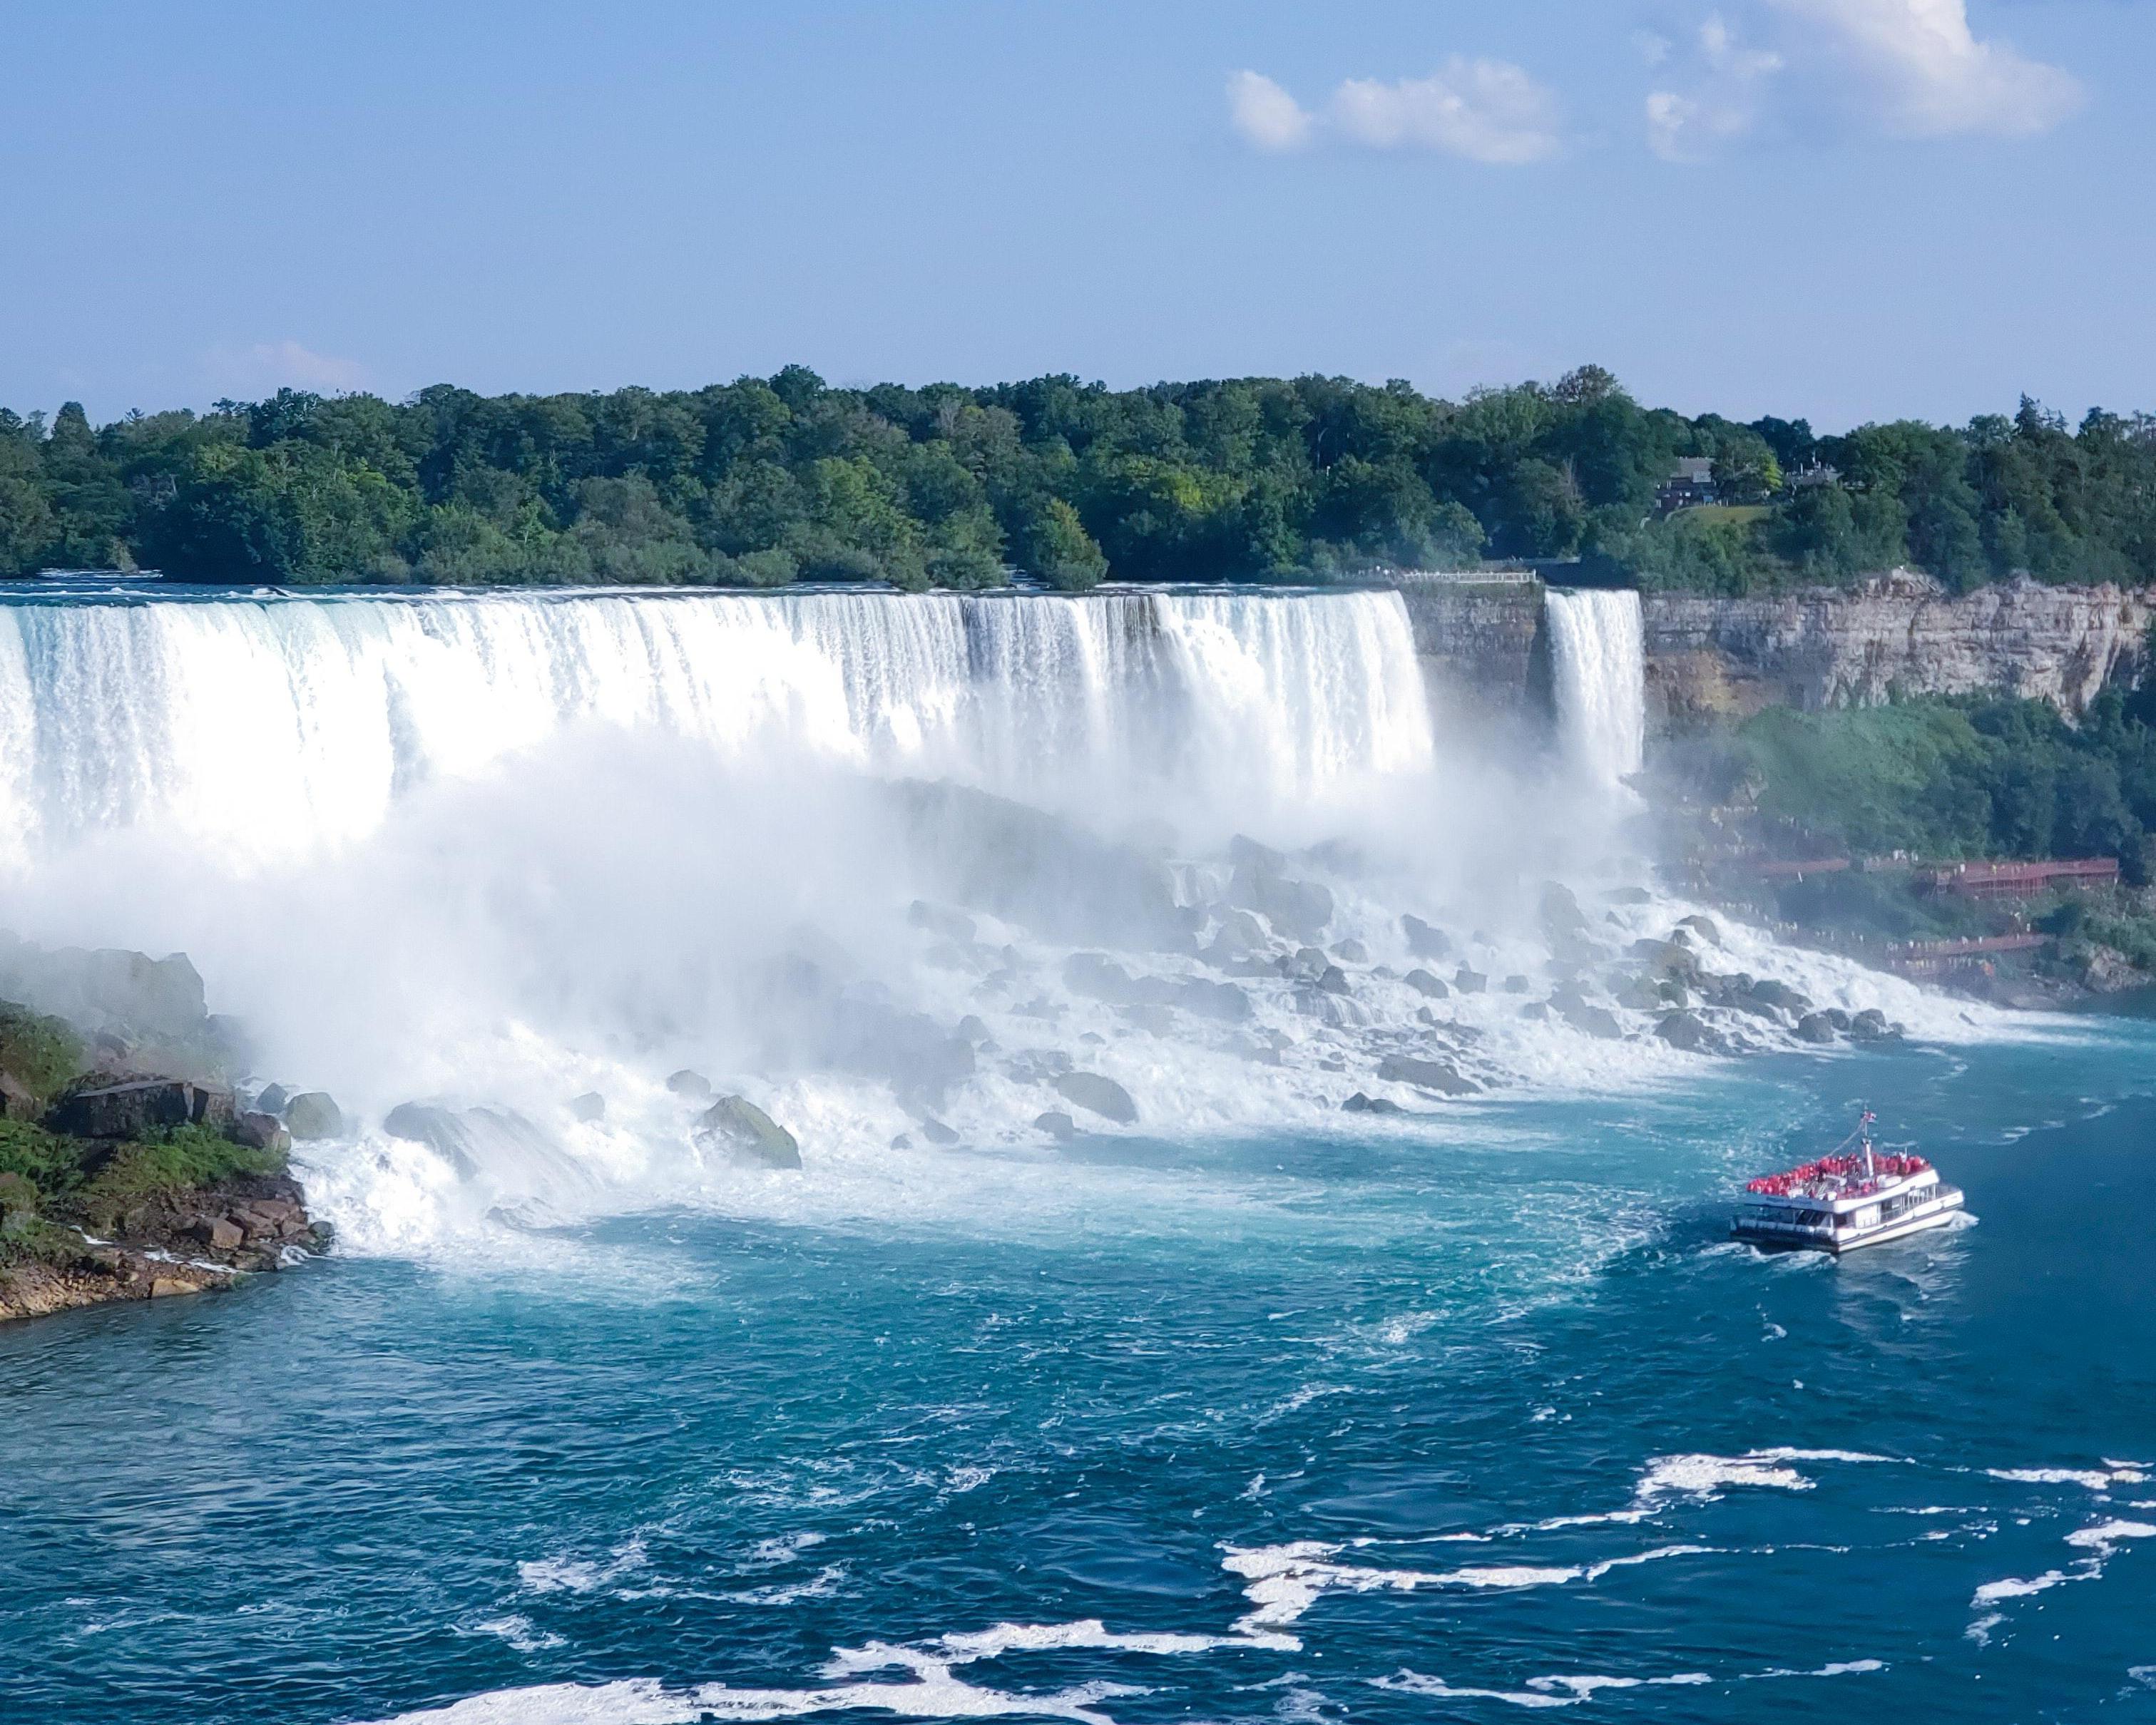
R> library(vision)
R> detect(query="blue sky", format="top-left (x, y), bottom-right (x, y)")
top-left (3, 0), bottom-right (2149, 430)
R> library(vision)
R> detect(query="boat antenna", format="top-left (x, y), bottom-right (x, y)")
top-left (1859, 1109), bottom-right (1876, 1182)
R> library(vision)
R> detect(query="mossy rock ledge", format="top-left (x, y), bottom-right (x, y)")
top-left (1, 1055), bottom-right (331, 1325)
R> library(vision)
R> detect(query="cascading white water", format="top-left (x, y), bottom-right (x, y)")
top-left (1543, 588), bottom-right (1646, 792)
top-left (0, 588), bottom-right (1431, 867)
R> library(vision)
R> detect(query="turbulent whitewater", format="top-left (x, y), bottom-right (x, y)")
top-left (0, 584), bottom-right (1967, 1250)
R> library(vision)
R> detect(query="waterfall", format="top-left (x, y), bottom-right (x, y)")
top-left (6, 578), bottom-right (1886, 1253)
top-left (0, 588), bottom-right (1434, 870)
top-left (1543, 588), bottom-right (1645, 790)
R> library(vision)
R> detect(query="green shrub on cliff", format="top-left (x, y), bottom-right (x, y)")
top-left (0, 1120), bottom-right (86, 1207)
top-left (1725, 692), bottom-right (2156, 866)
top-left (0, 1002), bottom-right (86, 1103)
top-left (76, 1125), bottom-right (284, 1212)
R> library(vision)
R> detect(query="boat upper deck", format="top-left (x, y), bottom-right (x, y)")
top-left (1744, 1151), bottom-right (1936, 1212)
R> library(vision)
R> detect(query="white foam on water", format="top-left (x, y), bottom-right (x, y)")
top-left (349, 1660), bottom-right (1135, 1725)
top-left (1965, 1516), bottom-right (2153, 1641)
top-left (934, 1620), bottom-right (1237, 1662)
top-left (2066, 1518), bottom-right (2156, 1553)
top-left (1989, 1465), bottom-right (2145, 1491)
top-left (467, 1615), bottom-right (567, 1654)
top-left (1216, 1537), bottom-right (1718, 1647)
top-left (518, 1539), bottom-right (649, 1598)
top-left (1376, 1657), bottom-right (1879, 1709)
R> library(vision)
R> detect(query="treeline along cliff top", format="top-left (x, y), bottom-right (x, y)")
top-left (3, 365), bottom-right (2151, 593)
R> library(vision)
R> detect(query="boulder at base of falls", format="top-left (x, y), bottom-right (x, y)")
top-left (1317, 966), bottom-right (1352, 996)
top-left (1375, 1054), bottom-right (1480, 1096)
top-left (233, 1111), bottom-right (291, 1156)
top-left (1846, 1008), bottom-right (1898, 1042)
top-left (1332, 938), bottom-right (1370, 965)
top-left (1230, 865), bottom-right (1334, 944)
top-left (284, 1091), bottom-right (344, 1140)
top-left (1204, 908), bottom-right (1269, 961)
top-left (1052, 1071), bottom-right (1138, 1125)
top-left (1655, 1010), bottom-right (1722, 1053)
top-left (1795, 1013), bottom-right (1839, 1045)
top-left (571, 1092), bottom-right (606, 1122)
top-left (1401, 915), bottom-right (1451, 961)
top-left (1677, 913), bottom-right (1723, 947)
top-left (695, 1095), bottom-right (802, 1170)
top-left (1540, 884), bottom-right (1590, 946)
top-left (1033, 1110), bottom-right (1077, 1142)
top-left (1632, 938), bottom-right (1700, 982)
top-left (918, 1117), bottom-right (960, 1146)
top-left (666, 1069), bottom-right (713, 1101)
top-left (1175, 978), bottom-right (1252, 1022)
top-left (1747, 978), bottom-right (1812, 1015)
top-left (1568, 1005), bottom-right (1625, 1040)
top-left (1404, 968), bottom-right (1451, 1000)
top-left (1342, 1092), bottom-right (1405, 1115)
top-left (907, 900), bottom-right (978, 944)
top-left (1453, 966), bottom-right (1488, 994)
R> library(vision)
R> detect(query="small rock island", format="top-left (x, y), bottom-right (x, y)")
top-left (0, 941), bottom-right (329, 1326)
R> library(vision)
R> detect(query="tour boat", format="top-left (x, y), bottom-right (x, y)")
top-left (1731, 1112), bottom-right (1966, 1254)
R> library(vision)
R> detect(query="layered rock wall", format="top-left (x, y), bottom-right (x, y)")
top-left (1642, 570), bottom-right (2154, 727)
top-left (1393, 579), bottom-right (1548, 728)
top-left (1392, 571), bottom-right (2155, 734)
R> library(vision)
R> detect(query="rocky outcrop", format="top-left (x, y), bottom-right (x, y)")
top-left (1644, 570), bottom-right (2155, 726)
top-left (0, 1172), bottom-right (327, 1324)
top-left (48, 1077), bottom-right (234, 1140)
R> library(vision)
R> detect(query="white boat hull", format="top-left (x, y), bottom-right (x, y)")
top-left (1824, 1189), bottom-right (1966, 1254)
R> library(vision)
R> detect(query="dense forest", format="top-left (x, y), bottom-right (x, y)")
top-left (2, 366), bottom-right (2152, 591)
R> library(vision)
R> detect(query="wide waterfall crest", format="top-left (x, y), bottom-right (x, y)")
top-left (1544, 589), bottom-right (1646, 792)
top-left (0, 588), bottom-right (1431, 866)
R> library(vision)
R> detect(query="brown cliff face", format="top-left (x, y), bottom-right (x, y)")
top-left (1643, 570), bottom-right (2154, 727)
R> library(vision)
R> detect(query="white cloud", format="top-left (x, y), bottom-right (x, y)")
top-left (1649, 0), bottom-right (2083, 158)
top-left (1227, 57), bottom-right (1563, 166)
top-left (1331, 58), bottom-right (1564, 164)
top-left (1769, 0), bottom-right (2083, 138)
top-left (1646, 14), bottom-right (1784, 162)
top-left (205, 339), bottom-right (369, 398)
top-left (1227, 69), bottom-right (1314, 152)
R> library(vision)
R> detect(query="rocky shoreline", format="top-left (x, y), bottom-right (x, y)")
top-left (0, 941), bottom-right (332, 1329)
top-left (0, 1168), bottom-right (325, 1324)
